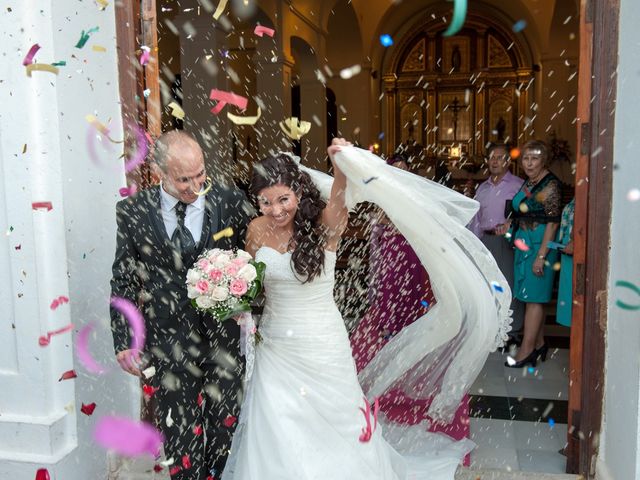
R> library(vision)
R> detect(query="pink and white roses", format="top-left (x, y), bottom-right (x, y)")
top-left (187, 248), bottom-right (265, 322)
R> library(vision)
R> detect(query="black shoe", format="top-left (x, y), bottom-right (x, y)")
top-left (536, 343), bottom-right (549, 362)
top-left (504, 349), bottom-right (538, 368)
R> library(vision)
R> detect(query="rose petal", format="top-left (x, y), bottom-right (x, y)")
top-left (81, 402), bottom-right (97, 416)
top-left (58, 369), bottom-right (77, 381)
top-left (222, 415), bottom-right (237, 427)
top-left (35, 468), bottom-right (50, 480)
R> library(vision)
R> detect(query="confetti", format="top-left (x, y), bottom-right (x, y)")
top-left (22, 144), bottom-right (27, 153)
top-left (279, 117), bottom-right (311, 140)
top-left (76, 322), bottom-right (110, 374)
top-left (380, 34), bottom-right (393, 47)
top-left (193, 425), bottom-right (203, 436)
top-left (362, 176), bottom-right (378, 184)
top-left (75, 27), bottom-right (99, 49)
top-left (254, 25), bottom-right (275, 37)
top-left (339, 64), bottom-right (362, 79)
top-left (124, 123), bottom-right (149, 173)
top-left (194, 177), bottom-right (213, 196)
top-left (35, 469), bottom-right (50, 480)
top-left (39, 323), bottom-right (73, 347)
top-left (227, 106), bottom-right (262, 125)
top-left (510, 147), bottom-right (521, 159)
top-left (51, 61), bottom-right (66, 67)
top-left (143, 385), bottom-right (159, 399)
top-left (197, 392), bottom-right (204, 407)
top-left (490, 281), bottom-right (504, 293)
top-left (527, 366), bottom-right (535, 373)
top-left (111, 297), bottom-right (146, 351)
top-left (139, 46), bottom-right (151, 65)
top-left (85, 114), bottom-right (123, 144)
top-left (32, 201), bottom-right (53, 211)
top-left (119, 185), bottom-right (138, 197)
top-left (549, 418), bottom-right (556, 427)
top-left (212, 0), bottom-right (228, 20)
top-left (512, 20), bottom-right (527, 32)
top-left (22, 43), bottom-right (41, 66)
top-left (209, 89), bottom-right (248, 115)
top-left (614, 280), bottom-right (640, 311)
top-left (358, 396), bottom-right (379, 442)
top-left (96, 0), bottom-right (109, 10)
top-left (81, 402), bottom-right (97, 416)
top-left (420, 300), bottom-right (430, 308)
top-left (519, 203), bottom-right (529, 213)
top-left (58, 369), bottom-right (78, 381)
top-left (505, 356), bottom-right (516, 366)
top-left (167, 101), bottom-right (185, 120)
top-left (443, 0), bottom-right (467, 37)
top-left (169, 466), bottom-right (182, 476)
top-left (50, 295), bottom-right (70, 310)
top-left (92, 45), bottom-right (107, 52)
top-left (93, 416), bottom-right (163, 457)
top-left (213, 227), bottom-right (234, 242)
top-left (25, 64), bottom-right (59, 76)
top-left (182, 455), bottom-right (191, 469)
top-left (222, 415), bottom-right (237, 427)
top-left (513, 239), bottom-right (529, 252)
top-left (143, 88), bottom-right (151, 98)
top-left (627, 188), bottom-right (640, 202)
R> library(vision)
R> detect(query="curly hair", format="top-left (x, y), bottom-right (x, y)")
top-left (250, 154), bottom-right (327, 283)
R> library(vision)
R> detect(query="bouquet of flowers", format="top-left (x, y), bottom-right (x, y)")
top-left (186, 248), bottom-right (266, 322)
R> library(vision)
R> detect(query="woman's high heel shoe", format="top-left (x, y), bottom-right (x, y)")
top-left (536, 344), bottom-right (549, 362)
top-left (504, 349), bottom-right (538, 368)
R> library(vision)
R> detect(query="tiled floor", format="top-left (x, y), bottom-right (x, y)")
top-left (468, 347), bottom-right (570, 474)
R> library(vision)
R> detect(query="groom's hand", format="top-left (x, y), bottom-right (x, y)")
top-left (116, 349), bottom-right (142, 377)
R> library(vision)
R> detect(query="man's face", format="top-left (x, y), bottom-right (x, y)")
top-left (158, 142), bottom-right (207, 204)
top-left (487, 148), bottom-right (510, 177)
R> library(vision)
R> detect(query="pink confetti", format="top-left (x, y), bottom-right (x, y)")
top-left (39, 323), bottom-right (73, 346)
top-left (358, 396), bottom-right (379, 442)
top-left (254, 25), bottom-right (275, 37)
top-left (76, 322), bottom-right (110, 374)
top-left (119, 184), bottom-right (138, 197)
top-left (124, 123), bottom-right (149, 173)
top-left (209, 89), bottom-right (248, 115)
top-left (514, 239), bottom-right (530, 252)
top-left (93, 416), bottom-right (163, 457)
top-left (139, 46), bottom-right (151, 66)
top-left (58, 369), bottom-right (78, 381)
top-left (32, 201), bottom-right (53, 211)
top-left (23, 43), bottom-right (41, 66)
top-left (49, 295), bottom-right (69, 310)
top-left (111, 296), bottom-right (146, 351)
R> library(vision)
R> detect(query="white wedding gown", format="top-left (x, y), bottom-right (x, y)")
top-left (221, 246), bottom-right (474, 480)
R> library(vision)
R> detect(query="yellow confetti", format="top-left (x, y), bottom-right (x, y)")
top-left (227, 106), bottom-right (262, 126)
top-left (167, 101), bottom-right (185, 120)
top-left (213, 0), bottom-right (228, 20)
top-left (92, 45), bottom-right (107, 52)
top-left (22, 144), bottom-right (27, 154)
top-left (96, 0), bottom-right (109, 9)
top-left (213, 227), bottom-right (234, 242)
top-left (279, 117), bottom-right (311, 140)
top-left (25, 63), bottom-right (59, 77)
top-left (193, 177), bottom-right (213, 196)
top-left (519, 203), bottom-right (529, 213)
top-left (85, 114), bottom-right (124, 143)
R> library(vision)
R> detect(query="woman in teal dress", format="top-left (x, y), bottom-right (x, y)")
top-left (556, 198), bottom-right (575, 327)
top-left (505, 140), bottom-right (561, 368)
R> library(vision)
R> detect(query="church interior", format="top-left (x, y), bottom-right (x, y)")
top-left (119, 0), bottom-right (581, 475)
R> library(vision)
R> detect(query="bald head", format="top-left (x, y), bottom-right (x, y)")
top-left (152, 130), bottom-right (207, 204)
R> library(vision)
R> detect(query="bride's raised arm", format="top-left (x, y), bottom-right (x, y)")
top-left (322, 138), bottom-right (350, 242)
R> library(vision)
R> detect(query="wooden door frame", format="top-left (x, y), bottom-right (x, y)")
top-left (568, 0), bottom-right (620, 476)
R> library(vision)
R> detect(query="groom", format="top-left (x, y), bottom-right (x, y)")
top-left (110, 130), bottom-right (254, 479)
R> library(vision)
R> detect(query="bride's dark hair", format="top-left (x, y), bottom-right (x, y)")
top-left (250, 153), bottom-right (327, 283)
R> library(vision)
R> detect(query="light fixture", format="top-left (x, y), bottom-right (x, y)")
top-left (449, 145), bottom-right (461, 158)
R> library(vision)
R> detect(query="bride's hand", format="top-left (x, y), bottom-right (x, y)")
top-left (327, 137), bottom-right (351, 157)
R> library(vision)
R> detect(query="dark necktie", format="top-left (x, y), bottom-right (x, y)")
top-left (172, 201), bottom-right (195, 254)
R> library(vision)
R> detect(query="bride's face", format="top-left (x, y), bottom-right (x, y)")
top-left (257, 183), bottom-right (300, 229)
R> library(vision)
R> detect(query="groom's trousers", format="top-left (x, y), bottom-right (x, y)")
top-left (149, 336), bottom-right (244, 479)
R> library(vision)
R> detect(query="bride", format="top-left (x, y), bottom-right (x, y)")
top-left (221, 139), bottom-right (511, 479)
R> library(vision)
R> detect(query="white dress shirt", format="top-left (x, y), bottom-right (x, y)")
top-left (159, 184), bottom-right (205, 244)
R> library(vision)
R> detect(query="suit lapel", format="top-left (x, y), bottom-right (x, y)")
top-left (146, 186), bottom-right (173, 248)
top-left (202, 189), bottom-right (221, 250)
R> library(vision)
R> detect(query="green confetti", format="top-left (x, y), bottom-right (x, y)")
top-left (615, 280), bottom-right (640, 311)
top-left (75, 26), bottom-right (100, 49)
top-left (443, 0), bottom-right (467, 37)
top-left (51, 61), bottom-right (67, 67)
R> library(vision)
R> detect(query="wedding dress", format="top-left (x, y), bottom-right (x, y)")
top-left (222, 147), bottom-right (512, 479)
top-left (221, 246), bottom-right (474, 479)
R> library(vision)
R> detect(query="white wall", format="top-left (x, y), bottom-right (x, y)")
top-left (0, 2), bottom-right (139, 479)
top-left (597, 0), bottom-right (640, 478)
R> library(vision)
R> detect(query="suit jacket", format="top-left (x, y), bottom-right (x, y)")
top-left (109, 184), bottom-right (254, 370)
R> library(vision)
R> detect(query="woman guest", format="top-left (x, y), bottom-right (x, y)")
top-left (350, 153), bottom-right (470, 462)
top-left (556, 198), bottom-right (575, 327)
top-left (505, 140), bottom-right (562, 368)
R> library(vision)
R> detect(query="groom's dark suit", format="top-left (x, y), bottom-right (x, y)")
top-left (110, 183), bottom-right (253, 479)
